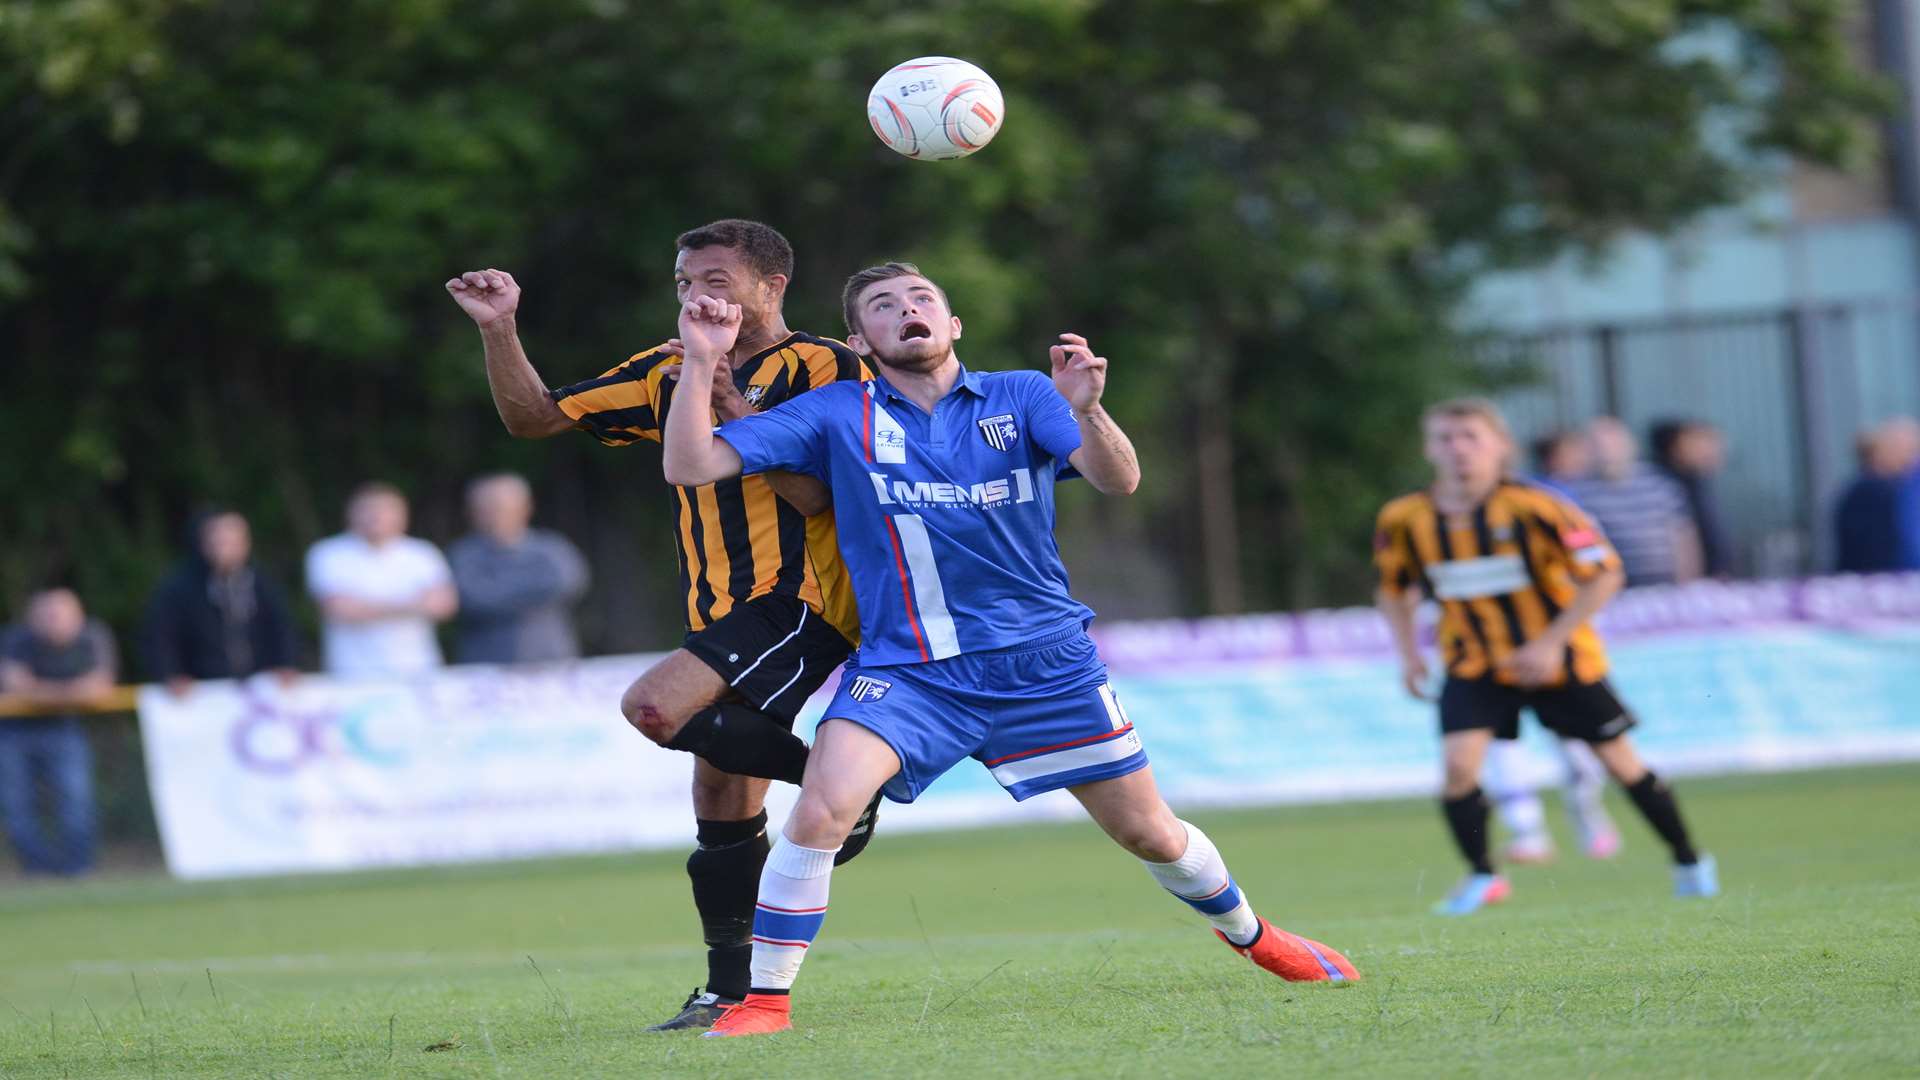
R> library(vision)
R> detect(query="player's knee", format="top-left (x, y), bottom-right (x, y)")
top-left (1441, 763), bottom-right (1481, 799)
top-left (621, 688), bottom-right (681, 745)
top-left (784, 792), bottom-right (854, 849)
top-left (1107, 812), bottom-right (1185, 862)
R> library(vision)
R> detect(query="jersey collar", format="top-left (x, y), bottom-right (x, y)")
top-left (871, 362), bottom-right (988, 404)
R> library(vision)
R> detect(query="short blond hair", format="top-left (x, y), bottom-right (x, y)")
top-left (1422, 397), bottom-right (1514, 444)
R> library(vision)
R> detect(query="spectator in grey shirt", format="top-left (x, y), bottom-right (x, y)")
top-left (1563, 417), bottom-right (1703, 586)
top-left (449, 473), bottom-right (590, 664)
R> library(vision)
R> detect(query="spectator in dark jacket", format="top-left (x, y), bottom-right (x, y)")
top-left (144, 509), bottom-right (301, 695)
top-left (1836, 419), bottom-right (1920, 573)
top-left (1651, 418), bottom-right (1733, 577)
top-left (449, 473), bottom-right (589, 664)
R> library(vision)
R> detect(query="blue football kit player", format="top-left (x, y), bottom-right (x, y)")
top-left (660, 262), bottom-right (1360, 1037)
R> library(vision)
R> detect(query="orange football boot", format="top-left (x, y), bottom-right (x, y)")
top-left (700, 993), bottom-right (793, 1038)
top-left (1217, 917), bottom-right (1360, 982)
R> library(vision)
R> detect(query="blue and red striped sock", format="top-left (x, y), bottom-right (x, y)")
top-left (746, 835), bottom-right (836, 993)
top-left (1145, 821), bottom-right (1261, 946)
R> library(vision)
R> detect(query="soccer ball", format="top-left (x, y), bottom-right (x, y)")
top-left (866, 56), bottom-right (1005, 161)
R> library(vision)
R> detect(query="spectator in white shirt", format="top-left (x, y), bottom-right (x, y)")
top-left (305, 482), bottom-right (458, 677)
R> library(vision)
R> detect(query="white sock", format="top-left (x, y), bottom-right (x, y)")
top-left (747, 834), bottom-right (837, 992)
top-left (1560, 739), bottom-right (1615, 834)
top-left (1485, 740), bottom-right (1549, 845)
top-left (1144, 821), bottom-right (1260, 946)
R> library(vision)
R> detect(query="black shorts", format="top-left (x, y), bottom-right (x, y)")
top-left (1438, 676), bottom-right (1638, 744)
top-left (682, 593), bottom-right (854, 726)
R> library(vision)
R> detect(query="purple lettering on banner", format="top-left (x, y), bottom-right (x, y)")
top-left (1091, 573), bottom-right (1920, 673)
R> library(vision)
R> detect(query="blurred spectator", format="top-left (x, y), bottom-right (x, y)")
top-left (448, 473), bottom-right (589, 664)
top-left (144, 509), bottom-right (302, 696)
top-left (1650, 418), bottom-right (1733, 577)
top-left (1563, 417), bottom-right (1703, 586)
top-left (1529, 430), bottom-right (1591, 500)
top-left (0, 588), bottom-right (112, 876)
top-left (305, 482), bottom-right (457, 677)
top-left (1835, 418), bottom-right (1920, 573)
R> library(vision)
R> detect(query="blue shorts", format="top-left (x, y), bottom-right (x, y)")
top-left (823, 626), bottom-right (1148, 803)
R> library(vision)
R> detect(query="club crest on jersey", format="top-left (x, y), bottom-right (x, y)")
top-left (847, 675), bottom-right (893, 703)
top-left (977, 413), bottom-right (1019, 452)
top-left (742, 384), bottom-right (768, 409)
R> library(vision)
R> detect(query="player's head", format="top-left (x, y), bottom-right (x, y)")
top-left (674, 219), bottom-right (793, 336)
top-left (841, 262), bottom-right (961, 373)
top-left (347, 481), bottom-right (409, 543)
top-left (1423, 398), bottom-right (1513, 488)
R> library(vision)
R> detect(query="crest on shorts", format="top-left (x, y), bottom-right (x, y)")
top-left (847, 675), bottom-right (893, 703)
top-left (977, 413), bottom-right (1019, 452)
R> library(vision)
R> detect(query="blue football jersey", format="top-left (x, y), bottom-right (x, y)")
top-left (716, 365), bottom-right (1092, 666)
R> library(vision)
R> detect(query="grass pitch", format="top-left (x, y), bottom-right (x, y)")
top-left (1, 764), bottom-right (1915, 1078)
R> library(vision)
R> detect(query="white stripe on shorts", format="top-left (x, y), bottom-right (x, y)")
top-left (988, 728), bottom-right (1145, 789)
top-left (730, 603), bottom-right (808, 687)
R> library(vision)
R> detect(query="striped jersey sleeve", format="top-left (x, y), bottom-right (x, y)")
top-left (1521, 486), bottom-right (1623, 581)
top-left (550, 346), bottom-right (676, 445)
top-left (1373, 495), bottom-right (1425, 597)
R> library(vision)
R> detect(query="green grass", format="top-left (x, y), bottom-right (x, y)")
top-left (1, 764), bottom-right (1916, 1078)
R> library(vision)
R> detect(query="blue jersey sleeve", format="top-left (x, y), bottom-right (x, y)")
top-left (715, 391), bottom-right (832, 481)
top-left (1020, 371), bottom-right (1083, 477)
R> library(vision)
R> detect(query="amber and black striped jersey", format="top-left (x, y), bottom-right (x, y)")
top-left (551, 331), bottom-right (868, 641)
top-left (1374, 481), bottom-right (1625, 686)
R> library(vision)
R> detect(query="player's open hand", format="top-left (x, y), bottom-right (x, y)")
top-left (1049, 333), bottom-right (1107, 414)
top-left (679, 295), bottom-right (742, 362)
top-left (445, 268), bottom-right (520, 327)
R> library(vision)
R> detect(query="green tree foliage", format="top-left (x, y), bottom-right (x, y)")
top-left (0, 0), bottom-right (1885, 655)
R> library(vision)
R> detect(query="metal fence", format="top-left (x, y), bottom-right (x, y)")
top-left (1478, 299), bottom-right (1920, 576)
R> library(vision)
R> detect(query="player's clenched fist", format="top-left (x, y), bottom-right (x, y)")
top-left (446, 268), bottom-right (521, 327)
top-left (1049, 332), bottom-right (1108, 414)
top-left (678, 295), bottom-right (743, 361)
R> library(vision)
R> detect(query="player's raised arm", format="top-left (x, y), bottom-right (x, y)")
top-left (661, 296), bottom-right (747, 486)
top-left (446, 268), bottom-right (575, 439)
top-left (1052, 333), bottom-right (1140, 495)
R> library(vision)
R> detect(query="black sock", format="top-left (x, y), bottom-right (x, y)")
top-left (667, 704), bottom-right (811, 784)
top-left (687, 813), bottom-right (770, 1001)
top-left (1441, 788), bottom-right (1495, 875)
top-left (1624, 772), bottom-right (1699, 866)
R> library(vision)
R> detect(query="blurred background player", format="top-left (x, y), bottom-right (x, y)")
top-left (661, 264), bottom-right (1357, 1038)
top-left (0, 588), bottom-right (115, 877)
top-left (448, 472), bottom-right (590, 665)
top-left (144, 509), bottom-right (302, 696)
top-left (445, 219), bottom-right (872, 1032)
top-left (305, 483), bottom-right (458, 678)
top-left (1374, 398), bottom-right (1718, 916)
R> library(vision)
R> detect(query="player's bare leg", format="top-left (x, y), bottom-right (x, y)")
top-left (621, 652), bottom-right (797, 1031)
top-left (1588, 735), bottom-right (1716, 896)
top-left (1069, 767), bottom-right (1358, 982)
top-left (704, 720), bottom-right (901, 1038)
top-left (1434, 728), bottom-right (1511, 915)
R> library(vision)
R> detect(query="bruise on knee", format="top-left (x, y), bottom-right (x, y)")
top-left (625, 699), bottom-right (680, 744)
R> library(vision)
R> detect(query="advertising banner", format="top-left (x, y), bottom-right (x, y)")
top-left (139, 574), bottom-right (1920, 879)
